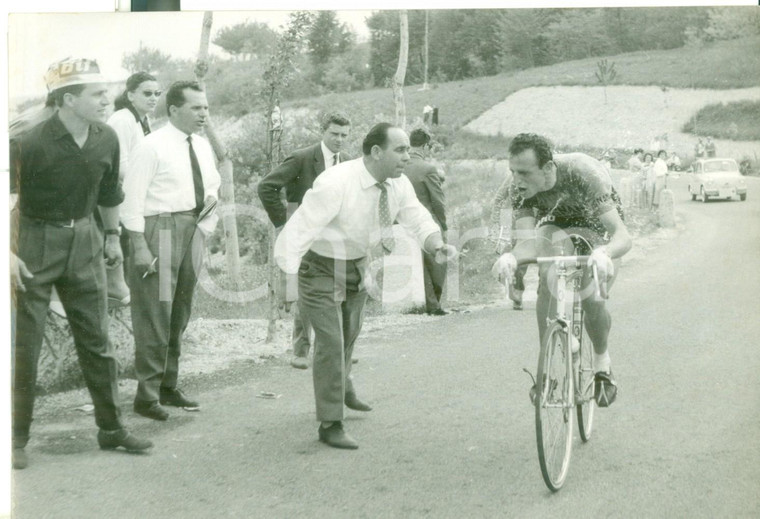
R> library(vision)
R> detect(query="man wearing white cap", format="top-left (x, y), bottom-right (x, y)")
top-left (10, 58), bottom-right (154, 470)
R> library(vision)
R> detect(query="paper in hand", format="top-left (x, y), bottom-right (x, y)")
top-left (197, 198), bottom-right (218, 222)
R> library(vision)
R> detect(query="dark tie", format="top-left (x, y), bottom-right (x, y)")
top-left (376, 183), bottom-right (395, 254)
top-left (333, 153), bottom-right (339, 167)
top-left (187, 136), bottom-right (204, 212)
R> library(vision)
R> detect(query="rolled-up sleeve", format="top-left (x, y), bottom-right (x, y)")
top-left (394, 176), bottom-right (440, 248)
top-left (121, 141), bottom-right (157, 233)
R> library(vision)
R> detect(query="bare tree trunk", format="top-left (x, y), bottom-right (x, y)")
top-left (265, 92), bottom-right (283, 343)
top-left (195, 11), bottom-right (241, 284)
top-left (421, 10), bottom-right (429, 90)
top-left (393, 10), bottom-right (409, 129)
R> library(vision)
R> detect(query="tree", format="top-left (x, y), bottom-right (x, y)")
top-left (393, 11), bottom-right (409, 128)
top-left (704, 6), bottom-right (760, 41)
top-left (261, 11), bottom-right (314, 342)
top-left (213, 21), bottom-right (277, 60)
top-left (122, 42), bottom-right (173, 74)
top-left (595, 58), bottom-right (617, 104)
top-left (306, 11), bottom-right (354, 66)
top-left (546, 9), bottom-right (615, 62)
top-left (194, 12), bottom-right (241, 283)
top-left (496, 9), bottom-right (553, 69)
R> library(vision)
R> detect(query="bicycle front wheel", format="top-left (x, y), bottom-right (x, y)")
top-left (535, 322), bottom-right (574, 492)
top-left (576, 314), bottom-right (596, 442)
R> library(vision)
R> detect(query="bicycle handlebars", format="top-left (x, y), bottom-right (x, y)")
top-left (514, 255), bottom-right (608, 299)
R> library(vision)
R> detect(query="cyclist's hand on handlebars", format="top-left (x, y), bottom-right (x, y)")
top-left (491, 253), bottom-right (517, 285)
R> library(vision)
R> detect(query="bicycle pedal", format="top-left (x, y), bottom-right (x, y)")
top-left (522, 368), bottom-right (537, 386)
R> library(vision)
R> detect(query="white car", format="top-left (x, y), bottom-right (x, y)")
top-left (688, 158), bottom-right (747, 202)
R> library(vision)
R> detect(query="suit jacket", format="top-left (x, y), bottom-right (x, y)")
top-left (404, 152), bottom-right (447, 232)
top-left (258, 142), bottom-right (350, 227)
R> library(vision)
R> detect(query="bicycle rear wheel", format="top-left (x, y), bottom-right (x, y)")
top-left (576, 313), bottom-right (596, 442)
top-left (535, 322), bottom-right (574, 491)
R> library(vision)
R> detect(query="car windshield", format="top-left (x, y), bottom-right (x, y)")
top-left (703, 160), bottom-right (739, 173)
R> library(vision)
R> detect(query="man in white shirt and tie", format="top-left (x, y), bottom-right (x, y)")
top-left (258, 113), bottom-right (352, 370)
top-left (275, 122), bottom-right (458, 449)
top-left (121, 80), bottom-right (221, 421)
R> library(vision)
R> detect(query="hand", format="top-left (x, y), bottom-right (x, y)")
top-left (104, 235), bottom-right (123, 269)
top-left (274, 269), bottom-right (298, 310)
top-left (133, 247), bottom-right (156, 279)
top-left (10, 253), bottom-right (33, 293)
top-left (434, 244), bottom-right (458, 264)
top-left (491, 253), bottom-right (517, 285)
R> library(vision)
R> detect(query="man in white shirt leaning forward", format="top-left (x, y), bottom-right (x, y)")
top-left (275, 123), bottom-right (458, 449)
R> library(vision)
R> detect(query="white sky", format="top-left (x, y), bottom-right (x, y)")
top-left (0, 0), bottom-right (755, 517)
top-left (8, 10), bottom-right (375, 101)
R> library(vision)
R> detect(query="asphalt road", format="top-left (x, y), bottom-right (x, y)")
top-left (11, 176), bottom-right (760, 518)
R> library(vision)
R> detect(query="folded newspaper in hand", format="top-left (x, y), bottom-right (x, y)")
top-left (197, 198), bottom-right (218, 222)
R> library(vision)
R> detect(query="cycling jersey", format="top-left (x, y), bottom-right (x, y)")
top-left (511, 153), bottom-right (623, 241)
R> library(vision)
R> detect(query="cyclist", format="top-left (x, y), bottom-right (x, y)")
top-left (491, 133), bottom-right (632, 407)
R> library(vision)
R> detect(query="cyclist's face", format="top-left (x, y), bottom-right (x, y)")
top-left (510, 149), bottom-right (552, 199)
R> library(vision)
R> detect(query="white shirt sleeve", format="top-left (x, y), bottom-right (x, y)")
top-left (107, 110), bottom-right (137, 181)
top-left (274, 174), bottom-right (344, 274)
top-left (121, 141), bottom-right (159, 233)
top-left (394, 176), bottom-right (441, 249)
top-left (196, 137), bottom-right (222, 235)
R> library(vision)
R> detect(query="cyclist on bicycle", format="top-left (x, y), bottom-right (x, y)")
top-left (492, 133), bottom-right (632, 407)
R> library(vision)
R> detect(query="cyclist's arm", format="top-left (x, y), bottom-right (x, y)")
top-left (597, 208), bottom-right (632, 259)
top-left (511, 214), bottom-right (538, 261)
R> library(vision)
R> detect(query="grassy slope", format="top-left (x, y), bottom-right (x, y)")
top-left (288, 36), bottom-right (760, 135)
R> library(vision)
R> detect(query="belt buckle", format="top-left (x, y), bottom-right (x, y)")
top-left (61, 219), bottom-right (75, 228)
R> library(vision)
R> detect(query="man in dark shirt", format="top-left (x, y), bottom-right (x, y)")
top-left (403, 128), bottom-right (448, 315)
top-left (492, 133), bottom-right (632, 408)
top-left (9, 58), bottom-right (153, 469)
top-left (257, 113), bottom-right (351, 369)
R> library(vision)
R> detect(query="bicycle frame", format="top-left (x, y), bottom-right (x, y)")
top-left (519, 254), bottom-right (598, 491)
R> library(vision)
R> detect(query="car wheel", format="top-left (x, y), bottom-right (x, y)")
top-left (740, 193), bottom-right (747, 201)
top-left (701, 188), bottom-right (709, 203)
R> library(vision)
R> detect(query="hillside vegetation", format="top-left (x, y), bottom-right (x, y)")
top-left (198, 37), bottom-right (760, 319)
top-left (252, 36), bottom-right (760, 166)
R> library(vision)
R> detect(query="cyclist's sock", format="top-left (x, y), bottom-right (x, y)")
top-left (594, 351), bottom-right (611, 373)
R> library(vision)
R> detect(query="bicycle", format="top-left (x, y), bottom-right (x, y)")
top-left (519, 246), bottom-right (603, 492)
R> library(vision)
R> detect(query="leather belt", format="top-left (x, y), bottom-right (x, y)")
top-left (22, 215), bottom-right (90, 228)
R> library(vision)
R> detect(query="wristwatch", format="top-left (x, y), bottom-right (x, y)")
top-left (104, 228), bottom-right (121, 236)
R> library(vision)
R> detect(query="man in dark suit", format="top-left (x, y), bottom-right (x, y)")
top-left (258, 113), bottom-right (351, 369)
top-left (404, 128), bottom-right (448, 316)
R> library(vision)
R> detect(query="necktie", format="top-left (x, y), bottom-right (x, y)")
top-left (333, 154), bottom-right (339, 166)
top-left (187, 136), bottom-right (205, 212)
top-left (376, 183), bottom-right (395, 254)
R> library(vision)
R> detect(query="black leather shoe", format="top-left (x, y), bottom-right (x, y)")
top-left (345, 392), bottom-right (372, 412)
top-left (134, 400), bottom-right (169, 421)
top-left (12, 448), bottom-right (28, 470)
top-left (159, 387), bottom-right (200, 409)
top-left (290, 356), bottom-right (309, 370)
top-left (98, 429), bottom-right (153, 452)
top-left (428, 308), bottom-right (449, 316)
top-left (318, 422), bottom-right (358, 449)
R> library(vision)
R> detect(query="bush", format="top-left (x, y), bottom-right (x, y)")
top-left (682, 100), bottom-right (760, 141)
